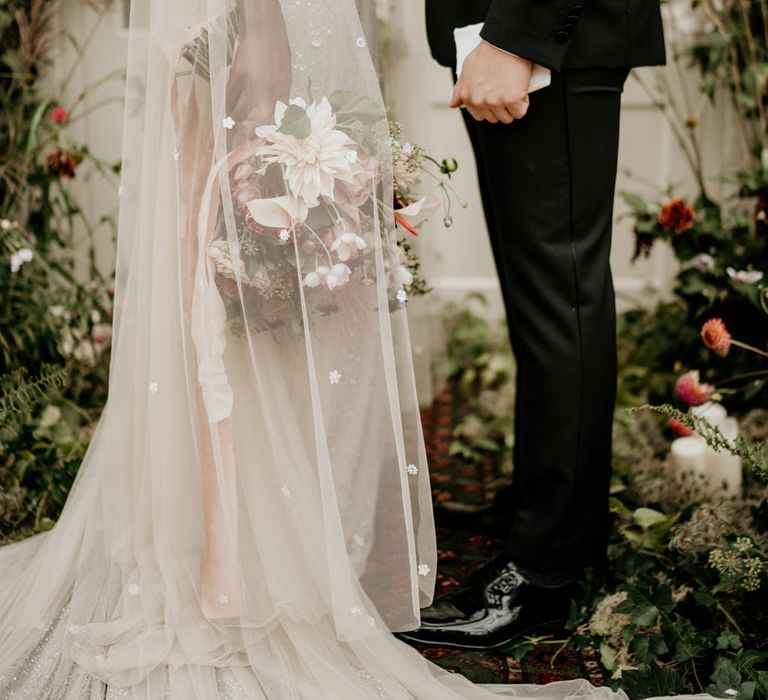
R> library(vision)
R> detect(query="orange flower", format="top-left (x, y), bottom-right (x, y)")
top-left (668, 418), bottom-right (694, 437)
top-left (45, 148), bottom-right (83, 179)
top-left (659, 198), bottom-right (695, 234)
top-left (701, 318), bottom-right (732, 355)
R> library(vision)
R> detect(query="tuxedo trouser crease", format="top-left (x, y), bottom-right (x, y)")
top-left (461, 68), bottom-right (630, 575)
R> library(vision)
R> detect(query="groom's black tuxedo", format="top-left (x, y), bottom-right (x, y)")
top-left (425, 3), bottom-right (665, 577)
top-left (426, 0), bottom-right (666, 70)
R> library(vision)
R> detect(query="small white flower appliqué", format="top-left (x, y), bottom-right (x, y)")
top-left (281, 484), bottom-right (292, 498)
top-left (355, 36), bottom-right (367, 49)
top-left (279, 229), bottom-right (291, 242)
top-left (328, 370), bottom-right (342, 385)
top-left (397, 289), bottom-right (407, 304)
top-left (350, 605), bottom-right (364, 616)
top-left (127, 582), bottom-right (140, 596)
top-left (173, 148), bottom-right (180, 161)
top-left (346, 151), bottom-right (358, 164)
top-left (148, 382), bottom-right (159, 394)
top-left (366, 616), bottom-right (376, 627)
top-left (406, 463), bottom-right (419, 476)
top-left (418, 563), bottom-right (431, 577)
top-left (222, 116), bottom-right (236, 130)
top-left (216, 593), bottom-right (229, 605)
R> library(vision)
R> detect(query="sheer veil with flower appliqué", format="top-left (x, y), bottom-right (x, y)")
top-left (0, 0), bottom-right (636, 698)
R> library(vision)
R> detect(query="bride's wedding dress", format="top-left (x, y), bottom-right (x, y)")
top-left (0, 1), bottom-right (620, 697)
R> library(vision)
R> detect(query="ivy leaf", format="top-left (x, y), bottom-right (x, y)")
top-left (717, 630), bottom-right (743, 651)
top-left (278, 104), bottom-right (312, 139)
top-left (631, 605), bottom-right (659, 628)
top-left (651, 585), bottom-right (675, 615)
top-left (621, 665), bottom-right (686, 700)
top-left (630, 634), bottom-right (669, 664)
top-left (674, 638), bottom-right (706, 663)
top-left (706, 658), bottom-right (755, 700)
top-left (693, 589), bottom-right (717, 608)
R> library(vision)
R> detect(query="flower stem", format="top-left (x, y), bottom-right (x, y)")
top-left (733, 339), bottom-right (768, 359)
top-left (717, 369), bottom-right (768, 385)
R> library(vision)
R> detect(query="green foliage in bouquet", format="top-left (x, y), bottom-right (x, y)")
top-left (0, 0), bottom-right (118, 541)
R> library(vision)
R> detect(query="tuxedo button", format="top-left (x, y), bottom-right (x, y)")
top-left (572, 3), bottom-right (583, 11)
top-left (555, 30), bottom-right (570, 42)
top-left (562, 22), bottom-right (575, 31)
top-left (567, 14), bottom-right (580, 22)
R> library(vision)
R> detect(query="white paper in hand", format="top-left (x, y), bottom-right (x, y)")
top-left (454, 23), bottom-right (551, 93)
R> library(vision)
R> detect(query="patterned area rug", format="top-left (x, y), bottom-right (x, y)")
top-left (414, 386), bottom-right (609, 687)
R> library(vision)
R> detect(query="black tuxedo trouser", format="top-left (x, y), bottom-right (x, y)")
top-left (460, 67), bottom-right (629, 576)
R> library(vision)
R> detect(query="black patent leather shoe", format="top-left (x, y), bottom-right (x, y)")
top-left (397, 557), bottom-right (575, 650)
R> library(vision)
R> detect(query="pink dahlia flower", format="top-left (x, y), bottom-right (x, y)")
top-left (675, 370), bottom-right (715, 407)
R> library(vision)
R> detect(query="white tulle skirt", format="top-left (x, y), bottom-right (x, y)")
top-left (0, 527), bottom-right (620, 699)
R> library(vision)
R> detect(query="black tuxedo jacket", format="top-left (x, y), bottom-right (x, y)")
top-left (426, 0), bottom-right (666, 71)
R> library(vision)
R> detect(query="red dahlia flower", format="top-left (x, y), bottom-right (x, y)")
top-left (659, 198), bottom-right (695, 234)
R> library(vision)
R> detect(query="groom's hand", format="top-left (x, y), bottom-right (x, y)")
top-left (450, 41), bottom-right (532, 124)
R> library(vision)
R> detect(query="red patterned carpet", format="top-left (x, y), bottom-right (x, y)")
top-left (414, 386), bottom-right (609, 687)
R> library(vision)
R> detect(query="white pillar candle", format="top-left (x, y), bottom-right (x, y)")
top-left (705, 417), bottom-right (743, 498)
top-left (670, 436), bottom-right (708, 478)
top-left (691, 401), bottom-right (728, 427)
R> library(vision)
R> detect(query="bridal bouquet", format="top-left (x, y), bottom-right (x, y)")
top-left (205, 93), bottom-right (457, 335)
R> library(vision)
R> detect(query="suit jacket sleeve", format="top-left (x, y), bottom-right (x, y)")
top-left (480, 0), bottom-right (585, 72)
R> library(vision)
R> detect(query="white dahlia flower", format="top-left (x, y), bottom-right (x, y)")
top-left (255, 97), bottom-right (356, 208)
